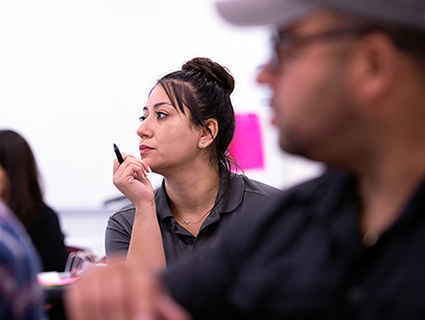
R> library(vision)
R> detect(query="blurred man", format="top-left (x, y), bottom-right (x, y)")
top-left (66, 0), bottom-right (425, 319)
top-left (0, 200), bottom-right (46, 319)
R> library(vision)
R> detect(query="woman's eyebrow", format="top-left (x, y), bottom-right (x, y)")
top-left (143, 102), bottom-right (177, 112)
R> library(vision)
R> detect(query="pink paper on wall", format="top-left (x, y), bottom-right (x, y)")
top-left (230, 112), bottom-right (264, 170)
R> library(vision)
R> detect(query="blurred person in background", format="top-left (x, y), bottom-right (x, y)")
top-left (0, 129), bottom-right (68, 272)
top-left (0, 199), bottom-right (47, 319)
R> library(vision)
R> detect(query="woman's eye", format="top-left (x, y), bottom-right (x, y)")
top-left (157, 112), bottom-right (167, 119)
top-left (139, 112), bottom-right (167, 122)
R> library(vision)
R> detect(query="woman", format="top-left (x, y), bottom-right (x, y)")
top-left (0, 130), bottom-right (68, 272)
top-left (105, 57), bottom-right (282, 269)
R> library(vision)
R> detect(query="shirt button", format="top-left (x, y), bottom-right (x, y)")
top-left (362, 230), bottom-right (379, 247)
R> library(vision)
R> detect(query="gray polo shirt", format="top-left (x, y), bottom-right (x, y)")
top-left (105, 168), bottom-right (282, 265)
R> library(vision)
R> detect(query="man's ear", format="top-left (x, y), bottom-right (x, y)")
top-left (199, 118), bottom-right (218, 148)
top-left (346, 33), bottom-right (400, 106)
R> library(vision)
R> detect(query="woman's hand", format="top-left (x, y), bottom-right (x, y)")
top-left (113, 154), bottom-right (166, 269)
top-left (113, 153), bottom-right (154, 207)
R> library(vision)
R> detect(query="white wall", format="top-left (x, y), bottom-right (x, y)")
top-left (0, 0), bottom-right (323, 211)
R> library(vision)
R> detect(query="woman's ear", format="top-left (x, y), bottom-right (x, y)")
top-left (199, 118), bottom-right (218, 148)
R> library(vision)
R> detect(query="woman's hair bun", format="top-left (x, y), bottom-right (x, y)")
top-left (182, 57), bottom-right (235, 94)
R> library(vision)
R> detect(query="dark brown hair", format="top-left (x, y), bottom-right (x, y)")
top-left (337, 11), bottom-right (425, 71)
top-left (153, 57), bottom-right (238, 173)
top-left (0, 130), bottom-right (43, 228)
top-left (382, 26), bottom-right (425, 70)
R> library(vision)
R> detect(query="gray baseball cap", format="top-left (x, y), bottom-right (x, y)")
top-left (215, 0), bottom-right (425, 31)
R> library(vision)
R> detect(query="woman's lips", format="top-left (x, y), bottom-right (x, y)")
top-left (139, 145), bottom-right (154, 155)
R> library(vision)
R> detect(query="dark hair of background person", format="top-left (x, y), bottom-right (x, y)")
top-left (153, 57), bottom-right (238, 174)
top-left (0, 130), bottom-right (43, 228)
top-left (344, 16), bottom-right (425, 73)
top-left (0, 129), bottom-right (69, 273)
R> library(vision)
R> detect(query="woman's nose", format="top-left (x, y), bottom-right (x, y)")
top-left (137, 119), bottom-right (152, 140)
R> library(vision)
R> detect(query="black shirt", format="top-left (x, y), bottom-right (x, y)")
top-left (162, 169), bottom-right (425, 319)
top-left (27, 203), bottom-right (68, 272)
top-left (105, 168), bottom-right (283, 265)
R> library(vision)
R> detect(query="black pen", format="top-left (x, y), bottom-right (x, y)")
top-left (113, 143), bottom-right (124, 164)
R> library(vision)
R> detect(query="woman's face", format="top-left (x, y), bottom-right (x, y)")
top-left (136, 85), bottom-right (203, 174)
top-left (0, 165), bottom-right (8, 200)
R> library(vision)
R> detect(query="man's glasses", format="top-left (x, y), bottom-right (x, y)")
top-left (269, 26), bottom-right (381, 70)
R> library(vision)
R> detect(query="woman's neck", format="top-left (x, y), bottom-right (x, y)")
top-left (165, 164), bottom-right (221, 217)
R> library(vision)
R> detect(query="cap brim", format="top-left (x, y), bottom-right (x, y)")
top-left (216, 0), bottom-right (425, 31)
top-left (215, 0), bottom-right (319, 28)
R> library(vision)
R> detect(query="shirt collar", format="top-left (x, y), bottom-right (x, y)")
top-left (155, 165), bottom-right (245, 221)
top-left (303, 168), bottom-right (425, 249)
top-left (212, 166), bottom-right (245, 214)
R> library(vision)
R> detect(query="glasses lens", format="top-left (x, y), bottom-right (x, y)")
top-left (269, 27), bottom-right (379, 71)
top-left (269, 32), bottom-right (288, 70)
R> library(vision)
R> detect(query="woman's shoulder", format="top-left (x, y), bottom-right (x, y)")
top-left (27, 203), bottom-right (64, 237)
top-left (38, 203), bottom-right (57, 214)
top-left (236, 174), bottom-right (283, 197)
top-left (108, 187), bottom-right (164, 228)
top-left (108, 204), bottom-right (136, 222)
top-left (32, 203), bottom-right (60, 222)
